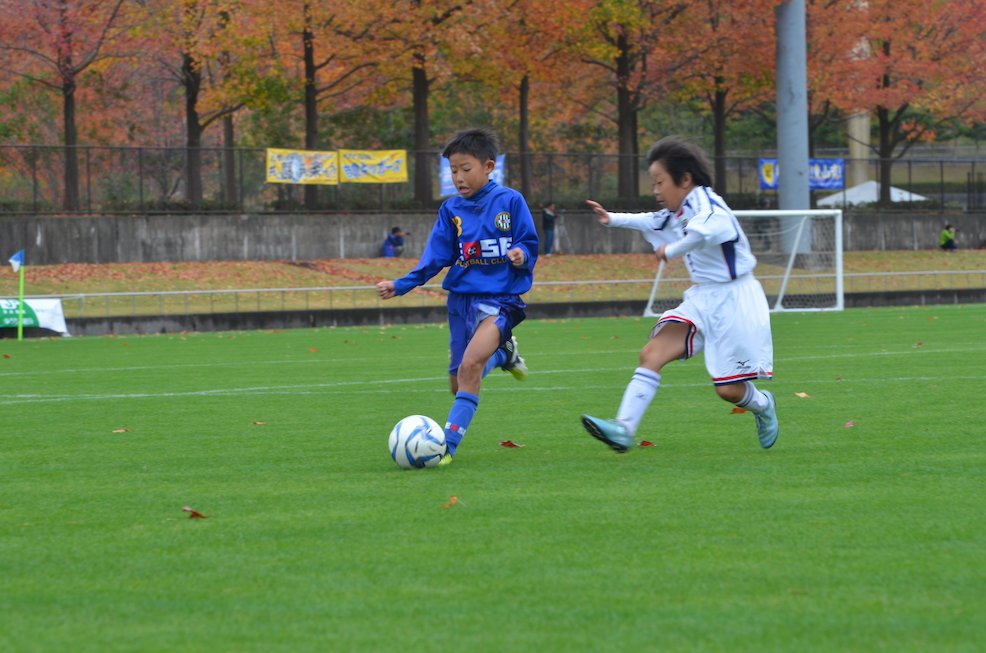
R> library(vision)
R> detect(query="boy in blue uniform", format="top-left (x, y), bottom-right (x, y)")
top-left (376, 128), bottom-right (538, 464)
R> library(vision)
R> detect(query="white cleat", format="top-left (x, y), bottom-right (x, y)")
top-left (501, 336), bottom-right (528, 381)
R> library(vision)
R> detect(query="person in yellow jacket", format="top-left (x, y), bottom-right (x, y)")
top-left (939, 224), bottom-right (957, 252)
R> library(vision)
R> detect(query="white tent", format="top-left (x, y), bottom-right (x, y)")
top-left (817, 180), bottom-right (927, 207)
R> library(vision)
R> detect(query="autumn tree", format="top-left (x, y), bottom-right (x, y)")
top-left (451, 1), bottom-right (579, 199)
top-left (137, 0), bottom-right (278, 208)
top-left (370, 0), bottom-right (466, 206)
top-left (564, 0), bottom-right (688, 200)
top-left (0, 0), bottom-right (131, 210)
top-left (265, 0), bottom-right (377, 208)
top-left (815, 0), bottom-right (986, 204)
top-left (671, 0), bottom-right (776, 194)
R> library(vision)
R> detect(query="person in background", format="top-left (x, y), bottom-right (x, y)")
top-left (939, 224), bottom-right (957, 252)
top-left (541, 201), bottom-right (557, 256)
top-left (381, 227), bottom-right (408, 257)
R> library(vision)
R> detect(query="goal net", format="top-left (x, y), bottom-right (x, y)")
top-left (643, 209), bottom-right (844, 316)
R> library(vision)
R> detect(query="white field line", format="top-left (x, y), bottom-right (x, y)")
top-left (0, 343), bottom-right (983, 381)
top-left (3, 352), bottom-right (984, 406)
top-left (4, 343), bottom-right (984, 384)
top-left (5, 373), bottom-right (985, 406)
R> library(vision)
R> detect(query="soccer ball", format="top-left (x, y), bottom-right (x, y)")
top-left (388, 415), bottom-right (448, 469)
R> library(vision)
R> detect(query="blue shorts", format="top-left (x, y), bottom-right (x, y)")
top-left (447, 293), bottom-right (526, 376)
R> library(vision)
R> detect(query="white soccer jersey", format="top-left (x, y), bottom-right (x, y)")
top-left (608, 186), bottom-right (757, 284)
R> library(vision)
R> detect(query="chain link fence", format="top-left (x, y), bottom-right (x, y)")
top-left (1, 144), bottom-right (983, 214)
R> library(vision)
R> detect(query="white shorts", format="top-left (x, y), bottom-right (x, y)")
top-left (652, 274), bottom-right (773, 386)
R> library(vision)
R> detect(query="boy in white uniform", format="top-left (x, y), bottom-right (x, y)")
top-left (582, 137), bottom-right (778, 452)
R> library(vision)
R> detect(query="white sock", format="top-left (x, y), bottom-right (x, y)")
top-left (615, 367), bottom-right (661, 436)
top-left (736, 381), bottom-right (769, 413)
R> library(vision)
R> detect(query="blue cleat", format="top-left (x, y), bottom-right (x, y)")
top-left (581, 414), bottom-right (633, 453)
top-left (755, 390), bottom-right (779, 449)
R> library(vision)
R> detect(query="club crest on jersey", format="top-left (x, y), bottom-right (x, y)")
top-left (494, 211), bottom-right (511, 231)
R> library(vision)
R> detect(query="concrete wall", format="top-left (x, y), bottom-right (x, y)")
top-left (1, 209), bottom-right (983, 264)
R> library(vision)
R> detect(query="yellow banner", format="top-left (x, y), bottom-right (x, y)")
top-left (339, 149), bottom-right (408, 183)
top-left (266, 148), bottom-right (339, 185)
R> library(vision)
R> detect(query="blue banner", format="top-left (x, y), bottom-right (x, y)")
top-left (758, 158), bottom-right (845, 191)
top-left (440, 155), bottom-right (505, 197)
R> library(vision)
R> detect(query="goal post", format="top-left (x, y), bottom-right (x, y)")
top-left (643, 209), bottom-right (844, 317)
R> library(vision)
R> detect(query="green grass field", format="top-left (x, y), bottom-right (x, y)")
top-left (2, 306), bottom-right (984, 652)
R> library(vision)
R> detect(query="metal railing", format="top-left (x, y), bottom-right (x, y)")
top-left (23, 270), bottom-right (986, 320)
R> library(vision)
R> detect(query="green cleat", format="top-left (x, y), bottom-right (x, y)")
top-left (438, 453), bottom-right (453, 467)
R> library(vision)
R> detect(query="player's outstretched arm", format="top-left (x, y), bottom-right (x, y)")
top-left (376, 280), bottom-right (396, 300)
top-left (585, 199), bottom-right (611, 225)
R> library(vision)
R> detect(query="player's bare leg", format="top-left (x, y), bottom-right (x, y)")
top-left (456, 317), bottom-right (501, 395)
top-left (442, 317), bottom-right (500, 459)
top-left (583, 322), bottom-right (688, 452)
top-left (638, 321), bottom-right (690, 373)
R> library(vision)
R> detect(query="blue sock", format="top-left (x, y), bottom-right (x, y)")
top-left (444, 391), bottom-right (479, 456)
top-left (482, 347), bottom-right (508, 377)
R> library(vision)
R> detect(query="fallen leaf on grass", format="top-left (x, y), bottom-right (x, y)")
top-left (731, 406), bottom-right (747, 414)
top-left (844, 421), bottom-right (855, 428)
top-left (913, 341), bottom-right (923, 348)
top-left (835, 376), bottom-right (844, 381)
top-left (182, 506), bottom-right (208, 519)
top-left (499, 440), bottom-right (524, 448)
top-left (111, 428), bottom-right (130, 433)
top-left (795, 392), bottom-right (810, 398)
top-left (441, 496), bottom-right (461, 509)
top-left (2, 353), bottom-right (10, 359)
top-left (252, 421), bottom-right (267, 425)
top-left (308, 347), bottom-right (319, 353)
top-left (638, 440), bottom-right (655, 447)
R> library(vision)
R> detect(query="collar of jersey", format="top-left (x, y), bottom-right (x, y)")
top-left (459, 180), bottom-right (498, 203)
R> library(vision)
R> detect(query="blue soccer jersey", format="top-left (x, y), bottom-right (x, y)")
top-left (393, 181), bottom-right (538, 296)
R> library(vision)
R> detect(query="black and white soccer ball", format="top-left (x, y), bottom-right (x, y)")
top-left (388, 415), bottom-right (448, 469)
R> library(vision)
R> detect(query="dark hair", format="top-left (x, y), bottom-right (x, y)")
top-left (646, 137), bottom-right (714, 188)
top-left (442, 127), bottom-right (499, 163)
top-left (391, 226), bottom-right (402, 234)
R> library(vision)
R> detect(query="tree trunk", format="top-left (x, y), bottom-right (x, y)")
top-left (712, 84), bottom-right (727, 194)
top-left (615, 34), bottom-right (638, 200)
top-left (222, 115), bottom-right (236, 208)
top-left (877, 107), bottom-right (893, 205)
top-left (518, 74), bottom-right (532, 200)
top-left (182, 52), bottom-right (203, 208)
top-left (62, 79), bottom-right (80, 211)
top-left (412, 59), bottom-right (432, 206)
top-left (303, 7), bottom-right (319, 210)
